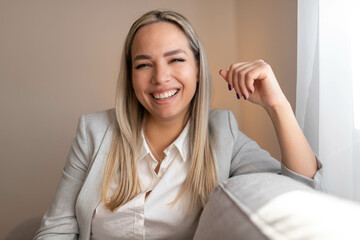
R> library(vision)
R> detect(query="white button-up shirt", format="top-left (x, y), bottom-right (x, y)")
top-left (91, 122), bottom-right (201, 240)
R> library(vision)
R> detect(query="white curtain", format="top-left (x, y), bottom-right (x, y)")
top-left (297, 0), bottom-right (360, 201)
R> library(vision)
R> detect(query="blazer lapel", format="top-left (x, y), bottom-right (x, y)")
top-left (76, 123), bottom-right (115, 239)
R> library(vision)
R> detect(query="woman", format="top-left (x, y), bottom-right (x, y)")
top-left (34, 10), bottom-right (323, 240)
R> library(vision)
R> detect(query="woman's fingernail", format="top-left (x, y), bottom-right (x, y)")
top-left (243, 95), bottom-right (247, 100)
top-left (228, 84), bottom-right (232, 91)
top-left (249, 90), bottom-right (253, 94)
top-left (236, 93), bottom-right (240, 99)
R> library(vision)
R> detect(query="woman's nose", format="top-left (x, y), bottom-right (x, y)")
top-left (152, 64), bottom-right (170, 84)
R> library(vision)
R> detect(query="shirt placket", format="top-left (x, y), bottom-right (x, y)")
top-left (134, 193), bottom-right (145, 240)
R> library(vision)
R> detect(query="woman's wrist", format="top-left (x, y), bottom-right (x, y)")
top-left (264, 98), bottom-right (292, 119)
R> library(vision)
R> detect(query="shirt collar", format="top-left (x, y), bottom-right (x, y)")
top-left (139, 121), bottom-right (190, 162)
top-left (168, 121), bottom-right (190, 162)
top-left (139, 132), bottom-right (150, 160)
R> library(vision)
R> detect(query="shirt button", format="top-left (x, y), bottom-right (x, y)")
top-left (136, 213), bottom-right (144, 220)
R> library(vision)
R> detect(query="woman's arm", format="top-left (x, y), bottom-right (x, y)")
top-left (265, 100), bottom-right (318, 178)
top-left (34, 115), bottom-right (89, 239)
top-left (219, 59), bottom-right (318, 179)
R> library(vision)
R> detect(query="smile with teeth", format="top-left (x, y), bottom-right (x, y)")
top-left (152, 90), bottom-right (178, 100)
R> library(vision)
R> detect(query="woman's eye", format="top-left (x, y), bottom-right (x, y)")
top-left (170, 58), bottom-right (185, 63)
top-left (135, 63), bottom-right (150, 69)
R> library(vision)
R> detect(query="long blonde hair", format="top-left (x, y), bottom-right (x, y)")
top-left (102, 10), bottom-right (218, 211)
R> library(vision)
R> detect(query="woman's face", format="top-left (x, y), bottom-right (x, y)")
top-left (131, 22), bottom-right (198, 123)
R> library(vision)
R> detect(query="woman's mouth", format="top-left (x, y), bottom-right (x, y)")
top-left (152, 89), bottom-right (178, 100)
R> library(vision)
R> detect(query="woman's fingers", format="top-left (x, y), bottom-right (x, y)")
top-left (237, 61), bottom-right (266, 99)
top-left (220, 61), bottom-right (260, 100)
top-left (219, 69), bottom-right (228, 82)
top-left (219, 69), bottom-right (239, 98)
top-left (227, 62), bottom-right (246, 92)
top-left (235, 65), bottom-right (252, 99)
top-left (219, 68), bottom-right (243, 99)
top-left (232, 62), bottom-right (253, 99)
top-left (220, 59), bottom-right (287, 108)
top-left (219, 69), bottom-right (236, 98)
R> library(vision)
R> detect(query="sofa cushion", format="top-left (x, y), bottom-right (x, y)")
top-left (194, 173), bottom-right (360, 240)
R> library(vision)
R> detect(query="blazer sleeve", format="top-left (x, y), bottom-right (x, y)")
top-left (34, 115), bottom-right (90, 240)
top-left (227, 111), bottom-right (325, 191)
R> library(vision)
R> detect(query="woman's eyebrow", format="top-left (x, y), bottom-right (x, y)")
top-left (133, 55), bottom-right (151, 61)
top-left (164, 49), bottom-right (187, 57)
top-left (133, 49), bottom-right (187, 61)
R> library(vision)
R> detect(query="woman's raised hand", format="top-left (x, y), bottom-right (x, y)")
top-left (220, 60), bottom-right (318, 178)
top-left (219, 59), bottom-right (288, 110)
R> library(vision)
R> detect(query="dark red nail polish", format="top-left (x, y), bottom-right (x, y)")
top-left (236, 93), bottom-right (240, 99)
top-left (243, 95), bottom-right (247, 100)
top-left (249, 90), bottom-right (253, 94)
top-left (228, 84), bottom-right (232, 91)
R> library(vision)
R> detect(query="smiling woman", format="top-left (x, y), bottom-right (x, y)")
top-left (34, 10), bottom-right (324, 240)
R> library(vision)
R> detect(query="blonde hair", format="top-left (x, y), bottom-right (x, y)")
top-left (102, 10), bottom-right (218, 211)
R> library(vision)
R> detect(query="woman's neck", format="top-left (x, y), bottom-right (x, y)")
top-left (144, 115), bottom-right (188, 154)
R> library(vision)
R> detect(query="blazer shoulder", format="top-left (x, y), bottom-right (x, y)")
top-left (209, 109), bottom-right (238, 130)
top-left (79, 108), bottom-right (116, 157)
top-left (209, 109), bottom-right (230, 122)
top-left (83, 108), bottom-right (116, 132)
top-left (209, 109), bottom-right (238, 141)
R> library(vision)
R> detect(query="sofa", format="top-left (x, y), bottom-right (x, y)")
top-left (194, 173), bottom-right (360, 239)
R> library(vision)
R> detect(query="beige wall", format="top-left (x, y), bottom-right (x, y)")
top-left (0, 0), bottom-right (296, 238)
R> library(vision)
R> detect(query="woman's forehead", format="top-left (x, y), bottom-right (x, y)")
top-left (131, 22), bottom-right (191, 57)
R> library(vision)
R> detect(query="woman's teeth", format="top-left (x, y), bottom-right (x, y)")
top-left (153, 90), bottom-right (178, 100)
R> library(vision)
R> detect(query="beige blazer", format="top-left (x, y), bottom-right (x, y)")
top-left (34, 109), bottom-right (324, 240)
